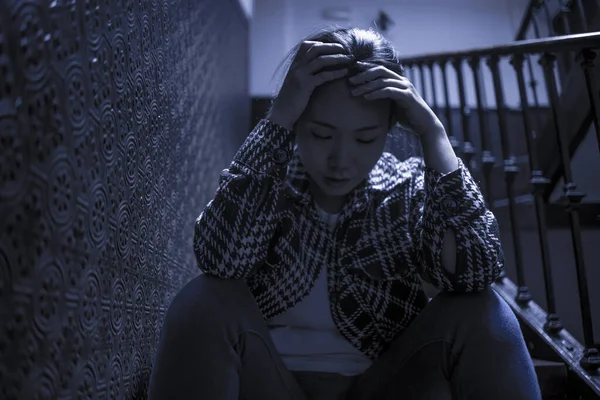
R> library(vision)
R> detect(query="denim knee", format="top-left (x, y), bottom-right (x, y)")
top-left (433, 287), bottom-right (521, 340)
top-left (164, 273), bottom-right (253, 332)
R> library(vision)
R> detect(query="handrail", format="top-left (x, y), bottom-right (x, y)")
top-left (394, 26), bottom-right (600, 395)
top-left (397, 32), bottom-right (600, 64)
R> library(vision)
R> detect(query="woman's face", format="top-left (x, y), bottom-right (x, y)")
top-left (295, 78), bottom-right (392, 212)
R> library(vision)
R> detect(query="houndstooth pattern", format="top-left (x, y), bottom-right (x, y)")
top-left (194, 119), bottom-right (504, 359)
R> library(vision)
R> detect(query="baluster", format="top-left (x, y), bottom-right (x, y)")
top-left (523, 2), bottom-right (542, 39)
top-left (540, 0), bottom-right (556, 36)
top-left (522, 5), bottom-right (544, 133)
top-left (578, 49), bottom-right (600, 155)
top-left (559, 0), bottom-right (572, 34)
top-left (439, 59), bottom-right (461, 155)
top-left (540, 53), bottom-right (600, 370)
top-left (559, 1), bottom-right (574, 72)
top-left (518, 10), bottom-right (545, 171)
top-left (426, 61), bottom-right (439, 117)
top-left (574, 0), bottom-right (588, 32)
top-left (511, 53), bottom-right (563, 334)
top-left (452, 58), bottom-right (475, 168)
top-left (418, 63), bottom-right (428, 105)
top-left (467, 56), bottom-right (495, 207)
top-left (525, 55), bottom-right (542, 117)
top-left (487, 55), bottom-right (532, 305)
top-left (531, 6), bottom-right (542, 39)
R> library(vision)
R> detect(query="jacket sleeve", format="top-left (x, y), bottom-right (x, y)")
top-left (406, 157), bottom-right (504, 292)
top-left (193, 119), bottom-right (295, 279)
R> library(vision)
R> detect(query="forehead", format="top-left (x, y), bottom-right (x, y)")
top-left (304, 79), bottom-right (391, 129)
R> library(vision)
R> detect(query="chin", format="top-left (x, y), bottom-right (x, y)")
top-left (317, 177), bottom-right (357, 196)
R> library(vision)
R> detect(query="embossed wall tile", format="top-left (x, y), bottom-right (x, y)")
top-left (0, 0), bottom-right (249, 398)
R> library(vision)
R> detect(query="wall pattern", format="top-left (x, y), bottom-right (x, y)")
top-left (0, 0), bottom-right (249, 398)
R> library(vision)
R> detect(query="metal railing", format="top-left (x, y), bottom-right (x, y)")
top-left (514, 0), bottom-right (599, 103)
top-left (515, 0), bottom-right (596, 41)
top-left (397, 32), bottom-right (600, 385)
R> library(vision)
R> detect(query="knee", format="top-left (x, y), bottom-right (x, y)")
top-left (434, 287), bottom-right (506, 316)
top-left (163, 274), bottom-right (253, 331)
top-left (176, 273), bottom-right (251, 304)
top-left (434, 288), bottom-right (522, 339)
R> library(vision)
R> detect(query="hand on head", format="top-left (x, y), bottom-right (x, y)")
top-left (268, 41), bottom-right (353, 131)
top-left (268, 28), bottom-right (442, 138)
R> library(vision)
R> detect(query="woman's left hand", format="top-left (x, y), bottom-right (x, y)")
top-left (348, 62), bottom-right (444, 139)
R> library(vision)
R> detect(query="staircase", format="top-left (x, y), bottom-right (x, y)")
top-left (393, 4), bottom-right (600, 396)
top-left (514, 0), bottom-right (600, 200)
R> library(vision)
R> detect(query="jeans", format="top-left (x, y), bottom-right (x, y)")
top-left (148, 274), bottom-right (542, 400)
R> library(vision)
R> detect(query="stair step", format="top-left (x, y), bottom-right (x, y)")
top-left (534, 359), bottom-right (565, 367)
top-left (533, 358), bottom-right (568, 399)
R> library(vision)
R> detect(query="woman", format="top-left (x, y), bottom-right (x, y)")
top-left (149, 27), bottom-right (541, 400)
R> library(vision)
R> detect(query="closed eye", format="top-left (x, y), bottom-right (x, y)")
top-left (311, 131), bottom-right (331, 140)
top-left (311, 131), bottom-right (377, 144)
top-left (357, 138), bottom-right (377, 144)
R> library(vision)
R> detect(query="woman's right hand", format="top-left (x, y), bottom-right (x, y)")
top-left (267, 41), bottom-right (353, 131)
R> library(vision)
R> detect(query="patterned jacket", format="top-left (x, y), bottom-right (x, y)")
top-left (194, 119), bottom-right (504, 359)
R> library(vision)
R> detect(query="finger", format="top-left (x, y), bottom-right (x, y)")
top-left (304, 53), bottom-right (353, 75)
top-left (312, 68), bottom-right (349, 88)
top-left (297, 41), bottom-right (321, 55)
top-left (349, 64), bottom-right (402, 85)
top-left (350, 78), bottom-right (409, 96)
top-left (352, 61), bottom-right (375, 71)
top-left (292, 41), bottom-right (323, 66)
top-left (303, 42), bottom-right (347, 62)
top-left (363, 86), bottom-right (410, 100)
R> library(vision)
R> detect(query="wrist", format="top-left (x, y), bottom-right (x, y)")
top-left (267, 110), bottom-right (295, 131)
top-left (420, 125), bottom-right (459, 174)
top-left (418, 122), bottom-right (447, 144)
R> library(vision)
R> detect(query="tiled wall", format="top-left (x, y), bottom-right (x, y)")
top-left (0, 0), bottom-right (249, 398)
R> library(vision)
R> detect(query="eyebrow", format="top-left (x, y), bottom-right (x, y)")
top-left (309, 120), bottom-right (382, 132)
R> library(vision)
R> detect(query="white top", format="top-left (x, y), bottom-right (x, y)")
top-left (267, 202), bottom-right (373, 376)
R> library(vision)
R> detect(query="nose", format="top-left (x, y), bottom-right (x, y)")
top-left (326, 138), bottom-right (353, 172)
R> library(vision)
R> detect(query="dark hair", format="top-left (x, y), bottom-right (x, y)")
top-left (271, 26), bottom-right (404, 90)
top-left (271, 26), bottom-right (421, 159)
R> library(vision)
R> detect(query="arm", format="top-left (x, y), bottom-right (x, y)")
top-left (407, 131), bottom-right (504, 292)
top-left (420, 128), bottom-right (460, 276)
top-left (193, 119), bottom-right (294, 279)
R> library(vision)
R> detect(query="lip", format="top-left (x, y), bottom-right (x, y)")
top-left (324, 176), bottom-right (351, 184)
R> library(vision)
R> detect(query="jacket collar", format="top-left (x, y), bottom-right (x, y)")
top-left (284, 145), bottom-right (398, 214)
